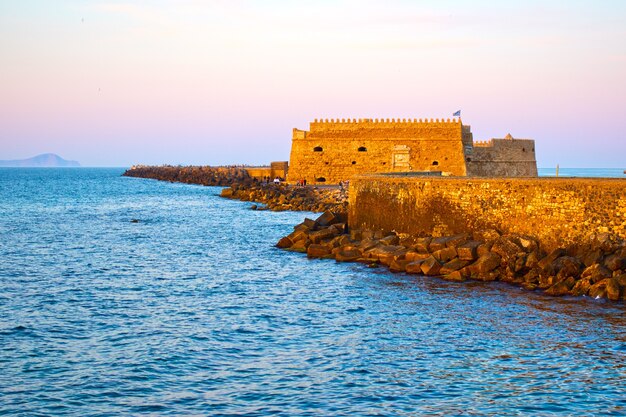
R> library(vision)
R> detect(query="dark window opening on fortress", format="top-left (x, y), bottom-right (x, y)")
top-left (358, 146), bottom-right (367, 152)
top-left (466, 157), bottom-right (472, 162)
top-left (316, 177), bottom-right (326, 183)
top-left (432, 161), bottom-right (439, 166)
top-left (382, 162), bottom-right (387, 165)
top-left (325, 161), bottom-right (329, 165)
top-left (313, 146), bottom-right (323, 152)
top-left (522, 148), bottom-right (526, 152)
top-left (352, 161), bottom-right (357, 165)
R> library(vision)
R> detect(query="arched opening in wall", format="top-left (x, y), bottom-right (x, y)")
top-left (324, 161), bottom-right (329, 165)
top-left (382, 162), bottom-right (387, 165)
top-left (358, 147), bottom-right (367, 152)
top-left (316, 177), bottom-right (326, 183)
top-left (432, 161), bottom-right (439, 166)
top-left (466, 157), bottom-right (472, 162)
top-left (313, 146), bottom-right (323, 152)
top-left (532, 148), bottom-right (535, 152)
top-left (522, 148), bottom-right (526, 152)
top-left (351, 161), bottom-right (357, 165)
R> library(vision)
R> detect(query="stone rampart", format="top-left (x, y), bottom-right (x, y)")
top-left (287, 118), bottom-right (538, 184)
top-left (349, 176), bottom-right (626, 251)
top-left (288, 118), bottom-right (467, 183)
top-left (467, 138), bottom-right (537, 177)
top-left (245, 161), bottom-right (288, 180)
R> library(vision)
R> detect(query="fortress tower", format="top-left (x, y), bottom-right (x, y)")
top-left (286, 118), bottom-right (537, 184)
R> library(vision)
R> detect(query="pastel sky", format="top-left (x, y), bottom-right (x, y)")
top-left (1, 0), bottom-right (625, 167)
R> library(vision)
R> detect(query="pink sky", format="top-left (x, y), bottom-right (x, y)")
top-left (1, 0), bottom-right (625, 167)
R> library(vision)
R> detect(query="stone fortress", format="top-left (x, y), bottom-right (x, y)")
top-left (286, 118), bottom-right (537, 184)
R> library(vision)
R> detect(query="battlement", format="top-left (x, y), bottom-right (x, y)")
top-left (309, 118), bottom-right (461, 131)
top-left (473, 140), bottom-right (493, 147)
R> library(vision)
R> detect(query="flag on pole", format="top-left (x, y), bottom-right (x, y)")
top-left (453, 110), bottom-right (461, 117)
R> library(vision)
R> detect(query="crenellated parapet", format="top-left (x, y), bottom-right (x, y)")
top-left (473, 140), bottom-right (494, 147)
top-left (309, 117), bottom-right (461, 131)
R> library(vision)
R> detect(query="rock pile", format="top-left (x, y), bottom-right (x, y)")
top-left (221, 183), bottom-right (347, 213)
top-left (123, 165), bottom-right (348, 213)
top-left (277, 212), bottom-right (626, 302)
top-left (123, 165), bottom-right (254, 186)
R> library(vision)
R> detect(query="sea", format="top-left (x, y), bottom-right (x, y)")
top-left (1, 168), bottom-right (624, 416)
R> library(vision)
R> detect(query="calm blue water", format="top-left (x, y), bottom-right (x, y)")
top-left (1, 168), bottom-right (624, 416)
top-left (539, 167), bottom-right (625, 178)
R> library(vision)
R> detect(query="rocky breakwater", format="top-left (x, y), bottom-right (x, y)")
top-left (220, 184), bottom-right (348, 213)
top-left (123, 165), bottom-right (254, 186)
top-left (277, 212), bottom-right (626, 302)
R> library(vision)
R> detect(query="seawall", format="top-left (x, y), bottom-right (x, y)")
top-left (349, 176), bottom-right (626, 252)
top-left (122, 165), bottom-right (347, 213)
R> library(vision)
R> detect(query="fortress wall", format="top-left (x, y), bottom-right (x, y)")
top-left (287, 119), bottom-right (467, 183)
top-left (244, 161), bottom-right (288, 180)
top-left (467, 139), bottom-right (538, 177)
top-left (349, 176), bottom-right (626, 251)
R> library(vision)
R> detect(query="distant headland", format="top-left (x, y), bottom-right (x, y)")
top-left (0, 153), bottom-right (80, 167)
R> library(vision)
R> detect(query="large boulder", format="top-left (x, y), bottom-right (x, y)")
top-left (365, 245), bottom-right (406, 266)
top-left (420, 256), bottom-right (442, 276)
top-left (445, 233), bottom-right (470, 249)
top-left (389, 259), bottom-right (411, 273)
top-left (553, 256), bottom-right (583, 281)
top-left (606, 278), bottom-right (621, 301)
top-left (588, 279), bottom-right (609, 299)
top-left (545, 277), bottom-right (576, 296)
top-left (604, 254), bottom-right (626, 271)
top-left (443, 269), bottom-right (470, 282)
top-left (276, 236), bottom-right (293, 249)
top-left (379, 234), bottom-right (400, 246)
top-left (428, 236), bottom-right (451, 252)
top-left (570, 277), bottom-right (592, 296)
top-left (405, 251), bottom-right (431, 262)
top-left (220, 187), bottom-right (234, 198)
top-left (467, 253), bottom-right (502, 275)
top-left (432, 247), bottom-right (457, 263)
top-left (307, 244), bottom-right (332, 259)
top-left (287, 230), bottom-right (308, 243)
top-left (335, 247), bottom-right (362, 262)
top-left (582, 248), bottom-right (603, 267)
top-left (440, 258), bottom-right (470, 275)
top-left (457, 241), bottom-right (481, 261)
top-left (414, 237), bottom-right (432, 254)
top-left (477, 242), bottom-right (494, 257)
top-left (581, 263), bottom-right (612, 284)
top-left (538, 248), bottom-right (567, 271)
top-left (315, 211), bottom-right (338, 227)
top-left (406, 259), bottom-right (428, 274)
top-left (308, 228), bottom-right (334, 244)
top-left (515, 235), bottom-right (539, 253)
top-left (289, 238), bottom-right (309, 253)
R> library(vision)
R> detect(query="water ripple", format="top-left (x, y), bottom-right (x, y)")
top-left (0, 168), bottom-right (625, 416)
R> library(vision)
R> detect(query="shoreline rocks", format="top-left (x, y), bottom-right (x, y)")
top-left (220, 183), bottom-right (347, 213)
top-left (277, 211), bottom-right (626, 302)
top-left (122, 165), bottom-right (348, 213)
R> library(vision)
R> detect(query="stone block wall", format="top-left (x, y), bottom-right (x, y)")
top-left (467, 138), bottom-right (537, 177)
top-left (349, 175), bottom-right (626, 251)
top-left (287, 118), bottom-right (468, 184)
top-left (244, 161), bottom-right (289, 180)
top-left (286, 118), bottom-right (538, 184)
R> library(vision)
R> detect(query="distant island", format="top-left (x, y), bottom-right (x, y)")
top-left (0, 153), bottom-right (81, 167)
